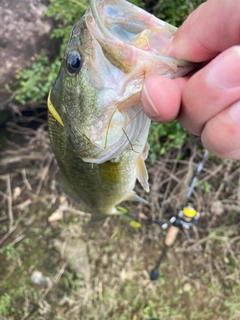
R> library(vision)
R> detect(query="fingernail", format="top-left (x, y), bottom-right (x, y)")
top-left (229, 100), bottom-right (240, 123)
top-left (207, 47), bottom-right (240, 89)
top-left (142, 84), bottom-right (161, 120)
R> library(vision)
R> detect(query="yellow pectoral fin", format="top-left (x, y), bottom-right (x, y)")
top-left (136, 155), bottom-right (149, 192)
top-left (47, 90), bottom-right (64, 127)
top-left (130, 221), bottom-right (141, 228)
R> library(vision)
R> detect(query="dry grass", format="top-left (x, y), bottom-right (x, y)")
top-left (1, 113), bottom-right (240, 320)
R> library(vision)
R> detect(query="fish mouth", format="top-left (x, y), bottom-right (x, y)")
top-left (87, 0), bottom-right (194, 75)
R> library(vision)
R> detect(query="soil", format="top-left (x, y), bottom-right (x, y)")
top-left (0, 0), bottom-right (59, 110)
top-left (0, 111), bottom-right (240, 320)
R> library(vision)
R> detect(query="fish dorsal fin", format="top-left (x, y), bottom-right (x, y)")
top-left (136, 143), bottom-right (150, 192)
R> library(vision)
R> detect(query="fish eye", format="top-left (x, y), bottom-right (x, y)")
top-left (66, 51), bottom-right (82, 74)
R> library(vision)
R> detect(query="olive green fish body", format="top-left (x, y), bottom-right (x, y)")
top-left (48, 0), bottom-right (195, 218)
top-left (48, 112), bottom-right (145, 217)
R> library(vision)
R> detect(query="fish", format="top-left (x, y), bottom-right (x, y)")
top-left (47, 0), bottom-right (195, 219)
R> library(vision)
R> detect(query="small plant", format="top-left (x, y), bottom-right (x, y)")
top-left (0, 243), bottom-right (18, 261)
top-left (148, 121), bottom-right (187, 162)
top-left (152, 0), bottom-right (204, 26)
top-left (0, 288), bottom-right (27, 317)
top-left (201, 180), bottom-right (212, 193)
top-left (46, 0), bottom-right (88, 43)
top-left (0, 293), bottom-right (11, 316)
top-left (142, 302), bottom-right (159, 319)
top-left (15, 52), bottom-right (61, 105)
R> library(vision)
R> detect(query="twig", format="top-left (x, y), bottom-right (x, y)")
top-left (21, 169), bottom-right (32, 191)
top-left (39, 261), bottom-right (68, 303)
top-left (161, 154), bottom-right (179, 210)
top-left (214, 161), bottom-right (233, 200)
top-left (6, 174), bottom-right (13, 229)
top-left (36, 155), bottom-right (53, 195)
top-left (11, 233), bottom-right (25, 245)
top-left (0, 175), bottom-right (13, 229)
top-left (0, 224), bottom-right (18, 245)
top-left (213, 259), bottom-right (227, 278)
top-left (12, 199), bottom-right (32, 210)
top-left (0, 211), bottom-right (27, 245)
top-left (0, 153), bottom-right (43, 165)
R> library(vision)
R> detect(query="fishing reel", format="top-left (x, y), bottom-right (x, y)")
top-left (170, 205), bottom-right (200, 229)
top-left (150, 205), bottom-right (200, 281)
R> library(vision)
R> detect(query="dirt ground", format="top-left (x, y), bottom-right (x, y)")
top-left (0, 111), bottom-right (240, 320)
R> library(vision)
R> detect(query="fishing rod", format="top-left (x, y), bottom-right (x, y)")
top-left (120, 149), bottom-right (209, 281)
top-left (150, 149), bottom-right (209, 280)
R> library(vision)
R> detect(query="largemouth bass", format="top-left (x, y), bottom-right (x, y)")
top-left (48, 0), bottom-right (194, 219)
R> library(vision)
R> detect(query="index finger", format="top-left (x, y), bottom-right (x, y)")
top-left (167, 0), bottom-right (240, 62)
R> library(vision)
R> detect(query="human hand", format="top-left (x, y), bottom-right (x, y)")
top-left (141, 0), bottom-right (240, 159)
